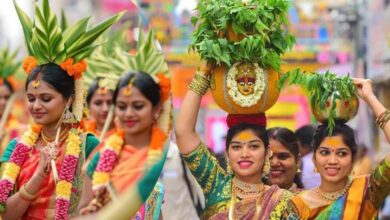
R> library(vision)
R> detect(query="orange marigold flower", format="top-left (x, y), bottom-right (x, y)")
top-left (22, 56), bottom-right (38, 74)
top-left (73, 60), bottom-right (87, 79)
top-left (31, 124), bottom-right (42, 133)
top-left (150, 127), bottom-right (166, 150)
top-left (156, 73), bottom-right (171, 101)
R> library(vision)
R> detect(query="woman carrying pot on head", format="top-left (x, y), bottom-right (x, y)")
top-left (175, 61), bottom-right (292, 220)
top-left (267, 127), bottom-right (303, 194)
top-left (0, 1), bottom-right (121, 219)
top-left (79, 30), bottom-right (172, 220)
top-left (283, 78), bottom-right (390, 219)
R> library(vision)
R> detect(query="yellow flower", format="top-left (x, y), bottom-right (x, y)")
top-left (56, 181), bottom-right (72, 198)
top-left (106, 135), bottom-right (123, 154)
top-left (4, 163), bottom-right (21, 180)
top-left (92, 172), bottom-right (109, 186)
top-left (21, 131), bottom-right (38, 146)
top-left (66, 142), bottom-right (81, 156)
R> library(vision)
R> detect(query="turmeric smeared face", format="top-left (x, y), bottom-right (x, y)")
top-left (314, 135), bottom-right (353, 184)
top-left (227, 129), bottom-right (266, 182)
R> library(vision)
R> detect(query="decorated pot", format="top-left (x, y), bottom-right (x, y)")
top-left (311, 95), bottom-right (359, 123)
top-left (210, 62), bottom-right (281, 114)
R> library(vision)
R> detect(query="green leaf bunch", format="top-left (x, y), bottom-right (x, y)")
top-left (279, 69), bottom-right (356, 134)
top-left (14, 0), bottom-right (124, 64)
top-left (0, 47), bottom-right (20, 79)
top-left (87, 29), bottom-right (169, 90)
top-left (190, 0), bottom-right (295, 70)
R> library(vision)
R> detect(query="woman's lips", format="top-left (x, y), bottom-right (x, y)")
top-left (325, 167), bottom-right (340, 176)
top-left (270, 170), bottom-right (283, 177)
top-left (32, 112), bottom-right (45, 118)
top-left (124, 120), bottom-right (137, 127)
top-left (238, 160), bottom-right (253, 169)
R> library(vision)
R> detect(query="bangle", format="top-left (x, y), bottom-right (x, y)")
top-left (188, 71), bottom-right (210, 96)
top-left (19, 184), bottom-right (38, 201)
top-left (376, 109), bottom-right (390, 129)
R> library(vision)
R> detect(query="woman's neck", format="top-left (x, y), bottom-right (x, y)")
top-left (42, 124), bottom-right (67, 138)
top-left (319, 177), bottom-right (349, 193)
top-left (96, 121), bottom-right (114, 133)
top-left (124, 129), bottom-right (152, 149)
top-left (235, 174), bottom-right (263, 185)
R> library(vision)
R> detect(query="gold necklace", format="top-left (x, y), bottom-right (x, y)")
top-left (229, 177), bottom-right (265, 220)
top-left (316, 179), bottom-right (352, 202)
top-left (41, 129), bottom-right (68, 144)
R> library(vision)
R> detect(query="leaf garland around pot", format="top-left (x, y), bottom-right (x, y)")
top-left (278, 69), bottom-right (358, 134)
top-left (190, 0), bottom-right (295, 71)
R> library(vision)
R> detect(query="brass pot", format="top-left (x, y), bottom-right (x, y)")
top-left (311, 95), bottom-right (359, 123)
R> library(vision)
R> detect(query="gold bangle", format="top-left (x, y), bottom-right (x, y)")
top-left (188, 71), bottom-right (210, 96)
top-left (376, 109), bottom-right (390, 129)
top-left (19, 184), bottom-right (38, 201)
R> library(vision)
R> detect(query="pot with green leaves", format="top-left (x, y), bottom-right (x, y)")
top-left (311, 93), bottom-right (359, 124)
top-left (210, 62), bottom-right (281, 114)
top-left (279, 70), bottom-right (358, 133)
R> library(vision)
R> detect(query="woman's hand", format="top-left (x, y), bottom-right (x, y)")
top-left (35, 147), bottom-right (51, 178)
top-left (353, 78), bottom-right (375, 103)
top-left (198, 59), bottom-right (214, 76)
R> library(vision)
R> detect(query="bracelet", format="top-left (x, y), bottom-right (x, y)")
top-left (19, 184), bottom-right (38, 201)
top-left (376, 109), bottom-right (390, 129)
top-left (188, 71), bottom-right (210, 96)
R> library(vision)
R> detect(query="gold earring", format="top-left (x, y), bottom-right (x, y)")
top-left (297, 168), bottom-right (302, 173)
top-left (62, 105), bottom-right (77, 124)
top-left (313, 167), bottom-right (318, 173)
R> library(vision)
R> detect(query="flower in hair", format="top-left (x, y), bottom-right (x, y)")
top-left (22, 56), bottom-right (38, 74)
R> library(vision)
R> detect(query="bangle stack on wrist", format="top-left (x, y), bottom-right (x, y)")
top-left (188, 71), bottom-right (210, 96)
top-left (19, 184), bottom-right (38, 201)
top-left (376, 109), bottom-right (390, 129)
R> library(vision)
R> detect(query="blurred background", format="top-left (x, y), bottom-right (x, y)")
top-left (0, 0), bottom-right (389, 186)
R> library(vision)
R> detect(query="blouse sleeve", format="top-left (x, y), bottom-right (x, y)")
top-left (368, 158), bottom-right (390, 208)
top-left (0, 139), bottom-right (17, 163)
top-left (85, 134), bottom-right (100, 158)
top-left (86, 152), bottom-right (100, 179)
top-left (181, 142), bottom-right (227, 199)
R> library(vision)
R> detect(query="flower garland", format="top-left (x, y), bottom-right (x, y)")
top-left (227, 62), bottom-right (266, 107)
top-left (0, 125), bottom-right (82, 220)
top-left (92, 127), bottom-right (166, 190)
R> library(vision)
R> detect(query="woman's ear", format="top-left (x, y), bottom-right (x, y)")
top-left (153, 103), bottom-right (163, 120)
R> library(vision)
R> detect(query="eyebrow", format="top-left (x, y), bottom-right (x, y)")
top-left (230, 140), bottom-right (263, 144)
top-left (318, 146), bottom-right (350, 151)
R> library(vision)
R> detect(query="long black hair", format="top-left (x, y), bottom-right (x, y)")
top-left (313, 122), bottom-right (358, 161)
top-left (25, 63), bottom-right (74, 99)
top-left (113, 71), bottom-right (160, 107)
top-left (267, 127), bottom-right (304, 189)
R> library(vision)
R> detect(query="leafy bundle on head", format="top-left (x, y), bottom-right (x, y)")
top-left (190, 0), bottom-right (295, 70)
top-left (279, 70), bottom-right (356, 134)
top-left (0, 47), bottom-right (20, 81)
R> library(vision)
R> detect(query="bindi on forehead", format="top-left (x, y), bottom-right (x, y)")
top-left (236, 130), bottom-right (258, 142)
top-left (322, 136), bottom-right (346, 148)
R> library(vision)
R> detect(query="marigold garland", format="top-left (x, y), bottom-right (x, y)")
top-left (92, 127), bottom-right (166, 191)
top-left (0, 125), bottom-right (83, 220)
top-left (156, 73), bottom-right (171, 101)
top-left (59, 58), bottom-right (87, 80)
top-left (22, 56), bottom-right (38, 74)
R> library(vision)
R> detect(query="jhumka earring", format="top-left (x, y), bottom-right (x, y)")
top-left (262, 150), bottom-right (272, 175)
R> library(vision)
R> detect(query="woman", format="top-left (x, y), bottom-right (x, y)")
top-left (0, 64), bottom-right (100, 219)
top-left (284, 78), bottom-right (390, 219)
top-left (80, 71), bottom-right (169, 219)
top-left (0, 47), bottom-right (24, 156)
top-left (267, 127), bottom-right (303, 193)
top-left (84, 77), bottom-right (115, 138)
top-left (175, 61), bottom-right (291, 220)
top-left (0, 1), bottom-right (121, 219)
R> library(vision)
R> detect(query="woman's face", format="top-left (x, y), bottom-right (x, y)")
top-left (26, 80), bottom-right (68, 127)
top-left (227, 129), bottom-right (266, 183)
top-left (269, 138), bottom-right (298, 189)
top-left (89, 90), bottom-right (113, 127)
top-left (115, 86), bottom-right (158, 135)
top-left (314, 135), bottom-right (353, 185)
top-left (0, 84), bottom-right (11, 117)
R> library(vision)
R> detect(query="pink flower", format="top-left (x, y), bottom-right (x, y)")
top-left (55, 198), bottom-right (69, 220)
top-left (58, 156), bottom-right (78, 182)
top-left (96, 149), bottom-right (117, 172)
top-left (0, 180), bottom-right (13, 203)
